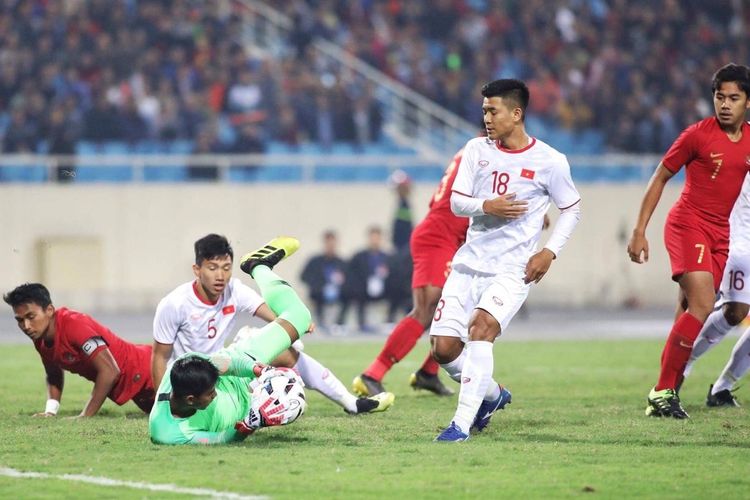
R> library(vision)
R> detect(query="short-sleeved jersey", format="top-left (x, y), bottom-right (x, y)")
top-left (35, 308), bottom-right (152, 405)
top-left (153, 278), bottom-right (264, 361)
top-left (662, 117), bottom-right (750, 227)
top-left (451, 136), bottom-right (580, 273)
top-left (730, 173), bottom-right (750, 252)
top-left (149, 353), bottom-right (252, 445)
top-left (419, 148), bottom-right (471, 244)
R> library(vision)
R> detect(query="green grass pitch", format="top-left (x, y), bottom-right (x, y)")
top-left (0, 338), bottom-right (748, 499)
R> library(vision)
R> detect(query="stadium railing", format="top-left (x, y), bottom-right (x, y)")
top-left (0, 153), bottom-right (664, 183)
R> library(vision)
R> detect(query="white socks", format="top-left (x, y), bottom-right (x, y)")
top-left (440, 349), bottom-right (467, 383)
top-left (712, 327), bottom-right (750, 394)
top-left (684, 309), bottom-right (733, 377)
top-left (452, 341), bottom-right (494, 434)
top-left (440, 348), bottom-right (500, 401)
top-left (294, 352), bottom-right (358, 413)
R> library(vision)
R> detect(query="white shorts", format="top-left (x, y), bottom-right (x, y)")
top-left (718, 247), bottom-right (750, 305)
top-left (428, 267), bottom-right (530, 342)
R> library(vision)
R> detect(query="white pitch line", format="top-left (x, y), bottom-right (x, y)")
top-left (0, 467), bottom-right (268, 499)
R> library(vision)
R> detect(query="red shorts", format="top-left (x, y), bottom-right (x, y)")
top-left (663, 211), bottom-right (729, 290)
top-left (111, 344), bottom-right (155, 412)
top-left (410, 217), bottom-right (465, 289)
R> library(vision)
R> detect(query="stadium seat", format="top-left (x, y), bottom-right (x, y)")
top-left (0, 165), bottom-right (48, 182)
top-left (313, 164), bottom-right (389, 182)
top-left (143, 166), bottom-right (188, 182)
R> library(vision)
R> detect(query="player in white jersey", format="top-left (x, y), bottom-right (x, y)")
top-left (431, 79), bottom-right (581, 442)
top-left (151, 234), bottom-right (394, 415)
top-left (682, 173), bottom-right (750, 406)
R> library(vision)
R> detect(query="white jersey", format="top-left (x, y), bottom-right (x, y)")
top-left (451, 136), bottom-right (580, 273)
top-left (153, 277), bottom-right (264, 361)
top-left (730, 173), bottom-right (750, 252)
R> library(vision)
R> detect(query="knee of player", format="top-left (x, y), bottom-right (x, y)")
top-left (430, 337), bottom-right (460, 364)
top-left (723, 302), bottom-right (750, 326)
top-left (430, 345), bottom-right (452, 365)
top-left (289, 306), bottom-right (312, 338)
top-left (468, 314), bottom-right (501, 341)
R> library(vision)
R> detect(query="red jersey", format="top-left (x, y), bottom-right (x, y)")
top-left (34, 308), bottom-right (152, 405)
top-left (417, 148), bottom-right (470, 243)
top-left (662, 117), bottom-right (750, 227)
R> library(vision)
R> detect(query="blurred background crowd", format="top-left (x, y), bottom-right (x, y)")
top-left (1, 0), bottom-right (749, 159)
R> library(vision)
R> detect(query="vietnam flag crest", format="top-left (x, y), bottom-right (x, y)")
top-left (222, 305), bottom-right (235, 315)
top-left (520, 168), bottom-right (535, 179)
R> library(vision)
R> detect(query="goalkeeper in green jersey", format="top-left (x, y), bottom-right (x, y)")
top-left (149, 237), bottom-right (311, 445)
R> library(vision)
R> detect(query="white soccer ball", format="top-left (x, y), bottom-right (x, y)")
top-left (250, 367), bottom-right (306, 427)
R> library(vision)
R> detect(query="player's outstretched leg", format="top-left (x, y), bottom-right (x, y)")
top-left (294, 352), bottom-right (395, 414)
top-left (240, 237), bottom-right (300, 276)
top-left (224, 239), bottom-right (311, 375)
top-left (706, 325), bottom-right (750, 407)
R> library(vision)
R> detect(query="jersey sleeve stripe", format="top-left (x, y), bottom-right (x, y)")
top-left (558, 198), bottom-right (581, 210)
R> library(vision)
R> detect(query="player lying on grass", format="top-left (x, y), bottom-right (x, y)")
top-left (4, 283), bottom-right (155, 417)
top-left (151, 233), bottom-right (393, 416)
top-left (149, 238), bottom-right (391, 445)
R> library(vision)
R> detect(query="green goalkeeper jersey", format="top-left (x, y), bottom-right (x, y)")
top-left (149, 353), bottom-right (253, 445)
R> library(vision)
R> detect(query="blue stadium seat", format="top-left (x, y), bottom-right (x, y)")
top-left (143, 166), bottom-right (188, 182)
top-left (313, 164), bottom-right (389, 182)
top-left (73, 165), bottom-right (133, 182)
top-left (255, 165), bottom-right (303, 182)
top-left (75, 141), bottom-right (100, 155)
top-left (167, 140), bottom-right (193, 154)
top-left (0, 165), bottom-right (48, 182)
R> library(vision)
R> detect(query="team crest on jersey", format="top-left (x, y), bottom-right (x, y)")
top-left (520, 168), bottom-right (535, 179)
top-left (63, 353), bottom-right (76, 363)
top-left (492, 296), bottom-right (504, 306)
top-left (222, 305), bottom-right (235, 315)
top-left (478, 160), bottom-right (489, 167)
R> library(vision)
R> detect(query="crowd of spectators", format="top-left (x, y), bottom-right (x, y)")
top-left (0, 0), bottom-right (384, 159)
top-left (1, 0), bottom-right (749, 157)
top-left (281, 0), bottom-right (750, 153)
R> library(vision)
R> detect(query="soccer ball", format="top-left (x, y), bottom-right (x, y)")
top-left (249, 367), bottom-right (306, 427)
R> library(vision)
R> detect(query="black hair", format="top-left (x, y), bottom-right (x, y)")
top-left (712, 63), bottom-right (750, 96)
top-left (481, 79), bottom-right (530, 119)
top-left (170, 355), bottom-right (219, 399)
top-left (3, 283), bottom-right (52, 309)
top-left (194, 234), bottom-right (233, 266)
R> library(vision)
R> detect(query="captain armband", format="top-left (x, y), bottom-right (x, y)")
top-left (81, 336), bottom-right (107, 357)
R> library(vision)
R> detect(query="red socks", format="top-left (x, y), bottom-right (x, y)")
top-left (420, 354), bottom-right (440, 376)
top-left (364, 316), bottom-right (425, 381)
top-left (655, 312), bottom-right (704, 391)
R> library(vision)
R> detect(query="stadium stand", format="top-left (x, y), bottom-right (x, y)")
top-left (0, 0), bottom-right (747, 182)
